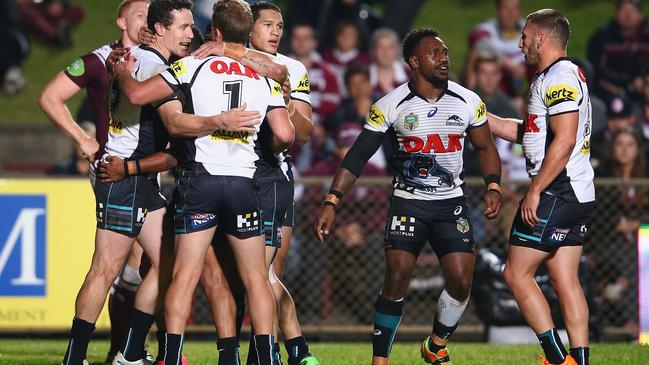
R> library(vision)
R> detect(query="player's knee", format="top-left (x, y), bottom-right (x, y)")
top-left (88, 260), bottom-right (122, 285)
top-left (445, 277), bottom-right (472, 301)
top-left (550, 274), bottom-right (581, 295)
top-left (503, 264), bottom-right (516, 289)
top-left (239, 269), bottom-right (268, 288)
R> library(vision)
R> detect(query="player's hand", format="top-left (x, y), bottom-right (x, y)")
top-left (282, 78), bottom-right (291, 105)
top-left (77, 137), bottom-right (99, 162)
top-left (112, 50), bottom-right (136, 80)
top-left (314, 205), bottom-right (336, 242)
top-left (191, 41), bottom-right (224, 59)
top-left (98, 156), bottom-right (126, 183)
top-left (483, 190), bottom-right (501, 219)
top-left (213, 103), bottom-right (261, 132)
top-left (106, 48), bottom-right (129, 77)
top-left (521, 189), bottom-right (540, 227)
top-left (138, 26), bottom-right (156, 46)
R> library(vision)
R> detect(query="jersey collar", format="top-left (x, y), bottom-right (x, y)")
top-left (538, 56), bottom-right (570, 76)
top-left (140, 45), bottom-right (170, 65)
top-left (407, 81), bottom-right (448, 104)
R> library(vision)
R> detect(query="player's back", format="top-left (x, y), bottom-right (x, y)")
top-left (160, 55), bottom-right (285, 178)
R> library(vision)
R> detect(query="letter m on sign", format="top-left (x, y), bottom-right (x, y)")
top-left (0, 195), bottom-right (46, 296)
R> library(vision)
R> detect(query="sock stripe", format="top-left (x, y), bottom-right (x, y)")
top-left (65, 339), bottom-right (73, 365)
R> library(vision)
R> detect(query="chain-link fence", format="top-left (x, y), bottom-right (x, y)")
top-left (181, 178), bottom-right (644, 341)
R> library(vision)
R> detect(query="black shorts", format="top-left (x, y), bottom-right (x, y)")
top-left (259, 180), bottom-right (294, 247)
top-left (94, 174), bottom-right (166, 235)
top-left (173, 175), bottom-right (262, 239)
top-left (509, 194), bottom-right (594, 252)
top-left (383, 196), bottom-right (476, 258)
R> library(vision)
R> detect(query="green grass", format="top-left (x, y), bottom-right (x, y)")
top-left (0, 339), bottom-right (646, 365)
top-left (1, 0), bottom-right (644, 124)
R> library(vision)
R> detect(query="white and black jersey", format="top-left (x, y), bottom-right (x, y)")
top-left (254, 52), bottom-right (311, 183)
top-left (365, 81), bottom-right (487, 200)
top-left (106, 46), bottom-right (170, 159)
top-left (524, 57), bottom-right (594, 203)
top-left (159, 55), bottom-right (286, 178)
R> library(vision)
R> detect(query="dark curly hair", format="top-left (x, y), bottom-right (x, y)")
top-left (147, 0), bottom-right (192, 32)
top-left (402, 27), bottom-right (439, 68)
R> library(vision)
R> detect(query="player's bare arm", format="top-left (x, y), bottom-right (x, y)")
top-left (157, 100), bottom-right (261, 137)
top-left (487, 112), bottom-right (524, 144)
top-left (265, 106), bottom-right (294, 152)
top-left (98, 151), bottom-right (178, 183)
top-left (287, 98), bottom-right (313, 145)
top-left (521, 111), bottom-right (579, 227)
top-left (467, 123), bottom-right (503, 219)
top-left (190, 39), bottom-right (288, 84)
top-left (110, 51), bottom-right (175, 105)
top-left (314, 129), bottom-right (385, 242)
top-left (38, 72), bottom-right (99, 160)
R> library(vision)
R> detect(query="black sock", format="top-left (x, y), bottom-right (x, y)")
top-left (537, 329), bottom-right (567, 364)
top-left (217, 336), bottom-right (241, 365)
top-left (122, 308), bottom-right (155, 361)
top-left (285, 336), bottom-right (311, 365)
top-left (273, 342), bottom-right (282, 364)
top-left (253, 334), bottom-right (274, 365)
top-left (432, 314), bottom-right (458, 342)
top-left (108, 286), bottom-right (136, 356)
top-left (62, 317), bottom-right (95, 365)
top-left (570, 347), bottom-right (589, 365)
top-left (156, 331), bottom-right (165, 362)
top-left (246, 328), bottom-right (257, 365)
top-left (163, 333), bottom-right (184, 365)
top-left (371, 295), bottom-right (404, 358)
top-left (234, 291), bottom-right (246, 338)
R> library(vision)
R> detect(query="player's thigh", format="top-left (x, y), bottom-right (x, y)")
top-left (201, 243), bottom-right (232, 292)
top-left (94, 175), bottom-right (161, 237)
top-left (383, 196), bottom-right (430, 258)
top-left (510, 195), bottom-right (593, 253)
top-left (505, 244), bottom-right (550, 278)
top-left (273, 226), bottom-right (292, 278)
top-left (172, 175), bottom-right (221, 235)
top-left (136, 206), bottom-right (166, 266)
top-left (545, 245), bottom-right (583, 289)
top-left (174, 226), bottom-right (217, 278)
top-left (428, 196), bottom-right (476, 259)
top-left (93, 228), bottom-right (137, 276)
top-left (227, 234), bottom-right (267, 280)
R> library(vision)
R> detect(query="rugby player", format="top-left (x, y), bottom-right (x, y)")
top-left (314, 28), bottom-right (502, 365)
top-left (487, 9), bottom-right (594, 365)
top-left (37, 2), bottom-right (155, 364)
top-left (111, 1), bottom-right (294, 364)
top-left (38, 1), bottom-right (150, 362)
top-left (195, 2), bottom-right (318, 365)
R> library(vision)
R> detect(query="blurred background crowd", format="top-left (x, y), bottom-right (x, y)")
top-left (1, 0), bottom-right (649, 340)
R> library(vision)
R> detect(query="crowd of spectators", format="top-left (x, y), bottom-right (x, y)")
top-left (1, 0), bottom-right (85, 96)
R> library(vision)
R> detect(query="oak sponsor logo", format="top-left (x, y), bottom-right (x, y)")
top-left (402, 134), bottom-right (463, 154)
top-left (210, 60), bottom-right (260, 80)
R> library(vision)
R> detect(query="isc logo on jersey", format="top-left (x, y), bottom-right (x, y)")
top-left (0, 195), bottom-right (46, 297)
top-left (545, 84), bottom-right (577, 107)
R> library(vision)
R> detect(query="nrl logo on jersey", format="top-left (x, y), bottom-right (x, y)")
top-left (404, 113), bottom-right (418, 130)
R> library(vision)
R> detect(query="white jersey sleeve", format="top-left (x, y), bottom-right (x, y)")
top-left (277, 53), bottom-right (311, 105)
top-left (542, 69), bottom-right (581, 116)
top-left (364, 95), bottom-right (397, 134)
top-left (467, 92), bottom-right (488, 128)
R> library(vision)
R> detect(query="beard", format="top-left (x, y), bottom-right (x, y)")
top-left (428, 73), bottom-right (448, 89)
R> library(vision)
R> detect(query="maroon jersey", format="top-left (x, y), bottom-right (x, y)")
top-left (63, 40), bottom-right (122, 160)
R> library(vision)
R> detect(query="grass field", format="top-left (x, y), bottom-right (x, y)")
top-left (0, 0), bottom-right (633, 124)
top-left (0, 340), bottom-right (646, 365)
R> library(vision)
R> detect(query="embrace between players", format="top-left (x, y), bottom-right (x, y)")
top-left (42, 1), bottom-right (594, 364)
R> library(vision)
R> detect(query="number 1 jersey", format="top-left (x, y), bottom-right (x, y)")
top-left (159, 55), bottom-right (286, 178)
